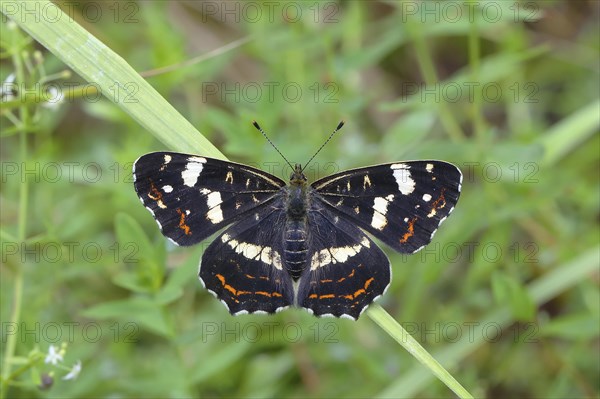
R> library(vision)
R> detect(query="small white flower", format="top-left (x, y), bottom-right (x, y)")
top-left (62, 360), bottom-right (82, 380)
top-left (42, 86), bottom-right (65, 110)
top-left (1, 73), bottom-right (16, 102)
top-left (44, 345), bottom-right (63, 365)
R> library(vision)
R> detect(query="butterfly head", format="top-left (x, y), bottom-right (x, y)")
top-left (290, 163), bottom-right (307, 186)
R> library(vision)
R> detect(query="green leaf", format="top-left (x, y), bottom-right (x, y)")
top-left (189, 341), bottom-right (253, 384)
top-left (82, 297), bottom-right (174, 338)
top-left (154, 248), bottom-right (201, 305)
top-left (491, 272), bottom-right (536, 321)
top-left (114, 212), bottom-right (164, 292)
top-left (112, 272), bottom-right (154, 295)
top-left (541, 313), bottom-right (600, 340)
top-left (114, 213), bottom-right (154, 260)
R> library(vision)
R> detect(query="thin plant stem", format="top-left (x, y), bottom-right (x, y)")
top-left (367, 304), bottom-right (474, 399)
top-left (406, 17), bottom-right (465, 142)
top-left (1, 41), bottom-right (29, 399)
top-left (468, 2), bottom-right (486, 143)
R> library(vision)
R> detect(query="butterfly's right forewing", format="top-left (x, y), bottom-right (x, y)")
top-left (312, 161), bottom-right (462, 254)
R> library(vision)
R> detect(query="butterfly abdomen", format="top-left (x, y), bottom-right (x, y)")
top-left (283, 220), bottom-right (308, 280)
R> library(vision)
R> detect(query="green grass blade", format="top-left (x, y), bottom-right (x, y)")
top-left (6, 0), bottom-right (224, 158)
top-left (367, 305), bottom-right (474, 399)
top-left (539, 99), bottom-right (600, 166)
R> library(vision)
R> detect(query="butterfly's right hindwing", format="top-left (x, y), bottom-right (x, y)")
top-left (133, 152), bottom-right (285, 246)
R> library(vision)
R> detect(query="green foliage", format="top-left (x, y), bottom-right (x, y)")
top-left (1, 1), bottom-right (598, 398)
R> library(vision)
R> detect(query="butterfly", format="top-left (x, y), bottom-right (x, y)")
top-left (132, 122), bottom-right (462, 320)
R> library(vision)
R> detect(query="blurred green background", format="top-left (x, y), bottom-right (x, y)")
top-left (1, 1), bottom-right (599, 398)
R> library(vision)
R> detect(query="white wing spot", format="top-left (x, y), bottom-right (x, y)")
top-left (391, 164), bottom-right (415, 195)
top-left (206, 191), bottom-right (223, 224)
top-left (426, 163), bottom-right (434, 173)
top-left (162, 185), bottom-right (173, 193)
top-left (310, 239), bottom-right (369, 270)
top-left (226, 239), bottom-right (282, 270)
top-left (164, 154), bottom-right (172, 164)
top-left (207, 207), bottom-right (223, 224)
top-left (371, 196), bottom-right (389, 230)
top-left (226, 171), bottom-right (233, 184)
top-left (189, 156), bottom-right (206, 163)
top-left (422, 193), bottom-right (432, 202)
top-left (206, 191), bottom-right (221, 208)
top-left (182, 157), bottom-right (206, 187)
top-left (361, 237), bottom-right (370, 248)
top-left (363, 175), bottom-right (372, 190)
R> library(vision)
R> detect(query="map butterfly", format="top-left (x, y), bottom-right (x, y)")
top-left (132, 122), bottom-right (462, 320)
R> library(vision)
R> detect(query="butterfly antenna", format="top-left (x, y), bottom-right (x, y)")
top-left (252, 121), bottom-right (294, 170)
top-left (301, 120), bottom-right (345, 173)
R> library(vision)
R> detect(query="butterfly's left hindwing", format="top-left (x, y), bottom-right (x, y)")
top-left (199, 199), bottom-right (294, 315)
top-left (133, 152), bottom-right (285, 246)
top-left (312, 161), bottom-right (462, 254)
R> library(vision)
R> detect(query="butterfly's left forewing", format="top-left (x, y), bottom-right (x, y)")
top-left (312, 161), bottom-right (462, 254)
top-left (133, 152), bottom-right (285, 246)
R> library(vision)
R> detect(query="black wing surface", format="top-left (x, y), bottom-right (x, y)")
top-left (133, 152), bottom-right (285, 246)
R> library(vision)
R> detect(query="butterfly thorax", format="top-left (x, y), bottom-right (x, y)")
top-left (283, 164), bottom-right (310, 280)
top-left (286, 163), bottom-right (308, 219)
